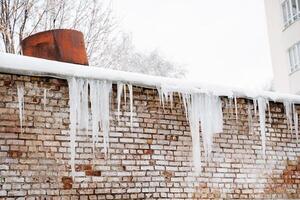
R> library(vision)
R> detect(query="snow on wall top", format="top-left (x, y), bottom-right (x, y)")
top-left (0, 52), bottom-right (300, 103)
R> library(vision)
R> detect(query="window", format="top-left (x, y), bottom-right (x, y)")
top-left (282, 0), bottom-right (300, 28)
top-left (288, 42), bottom-right (300, 72)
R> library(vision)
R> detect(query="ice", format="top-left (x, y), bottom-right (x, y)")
top-left (257, 97), bottom-right (267, 159)
top-left (199, 94), bottom-right (223, 160)
top-left (89, 80), bottom-right (112, 155)
top-left (43, 88), bottom-right (48, 109)
top-left (283, 101), bottom-right (293, 136)
top-left (17, 84), bottom-right (25, 133)
top-left (181, 93), bottom-right (189, 120)
top-left (293, 104), bottom-right (299, 143)
top-left (68, 78), bottom-right (78, 175)
top-left (247, 101), bottom-right (253, 134)
top-left (117, 83), bottom-right (124, 121)
top-left (76, 79), bottom-right (89, 132)
top-left (89, 80), bottom-right (100, 152)
top-left (234, 96), bottom-right (238, 123)
top-left (68, 78), bottom-right (112, 175)
top-left (98, 81), bottom-right (112, 155)
top-left (253, 99), bottom-right (257, 116)
top-left (3, 52), bottom-right (300, 104)
top-left (123, 84), bottom-right (127, 108)
top-left (185, 94), bottom-right (201, 173)
top-left (228, 97), bottom-right (233, 117)
top-left (128, 84), bottom-right (133, 130)
top-left (157, 87), bottom-right (176, 109)
top-left (185, 93), bottom-right (223, 172)
top-left (266, 101), bottom-right (271, 123)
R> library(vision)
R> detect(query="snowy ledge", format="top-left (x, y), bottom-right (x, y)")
top-left (1, 52), bottom-right (300, 103)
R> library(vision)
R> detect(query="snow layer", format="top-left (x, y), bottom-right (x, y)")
top-left (1, 52), bottom-right (300, 103)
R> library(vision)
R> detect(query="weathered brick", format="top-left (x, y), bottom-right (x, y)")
top-left (0, 73), bottom-right (299, 199)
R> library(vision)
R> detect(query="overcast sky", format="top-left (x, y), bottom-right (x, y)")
top-left (112, 0), bottom-right (272, 90)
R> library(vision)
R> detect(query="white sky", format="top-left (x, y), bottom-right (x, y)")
top-left (111, 0), bottom-right (273, 90)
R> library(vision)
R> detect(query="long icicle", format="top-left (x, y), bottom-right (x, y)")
top-left (257, 97), bottom-right (267, 159)
top-left (234, 96), bottom-right (238, 123)
top-left (99, 81), bottom-right (112, 156)
top-left (117, 83), bottom-right (124, 121)
top-left (89, 80), bottom-right (100, 153)
top-left (247, 101), bottom-right (253, 134)
top-left (81, 80), bottom-right (89, 134)
top-left (293, 104), bottom-right (299, 143)
top-left (17, 84), bottom-right (25, 134)
top-left (186, 94), bottom-right (202, 173)
top-left (68, 78), bottom-right (78, 176)
top-left (128, 84), bottom-right (133, 131)
top-left (266, 101), bottom-right (272, 123)
top-left (284, 101), bottom-right (293, 136)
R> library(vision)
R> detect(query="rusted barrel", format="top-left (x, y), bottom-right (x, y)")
top-left (21, 29), bottom-right (89, 65)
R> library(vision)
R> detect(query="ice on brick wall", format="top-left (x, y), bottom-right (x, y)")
top-left (68, 78), bottom-right (112, 175)
top-left (117, 82), bottom-right (124, 121)
top-left (128, 84), bottom-right (133, 130)
top-left (116, 83), bottom-right (134, 131)
top-left (17, 84), bottom-right (25, 133)
top-left (257, 97), bottom-right (267, 159)
top-left (66, 78), bottom-right (300, 176)
top-left (157, 86), bottom-right (223, 173)
top-left (247, 101), bottom-right (254, 134)
top-left (293, 104), bottom-right (299, 143)
top-left (284, 101), bottom-right (299, 143)
top-left (186, 93), bottom-right (223, 172)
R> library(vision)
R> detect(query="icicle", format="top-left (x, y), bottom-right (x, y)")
top-left (68, 78), bottom-right (78, 176)
top-left (234, 96), bottom-right (238, 123)
top-left (89, 80), bottom-right (100, 153)
top-left (99, 81), bottom-right (112, 155)
top-left (81, 80), bottom-right (89, 133)
top-left (117, 83), bottom-right (124, 121)
top-left (128, 84), bottom-right (133, 130)
top-left (43, 88), bottom-right (48, 109)
top-left (228, 97), bottom-right (233, 117)
top-left (247, 101), bottom-right (253, 134)
top-left (253, 99), bottom-right (257, 116)
top-left (284, 101), bottom-right (293, 136)
top-left (89, 80), bottom-right (112, 155)
top-left (266, 101), bottom-right (272, 123)
top-left (186, 93), bottom-right (223, 173)
top-left (293, 104), bottom-right (299, 143)
top-left (257, 97), bottom-right (267, 159)
top-left (186, 94), bottom-right (202, 173)
top-left (17, 84), bottom-right (25, 134)
top-left (181, 93), bottom-right (189, 121)
top-left (123, 84), bottom-right (127, 108)
top-left (157, 87), bottom-right (165, 109)
top-left (169, 92), bottom-right (174, 109)
top-left (199, 94), bottom-right (223, 159)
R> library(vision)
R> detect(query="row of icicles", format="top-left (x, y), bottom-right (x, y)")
top-left (16, 78), bottom-right (299, 176)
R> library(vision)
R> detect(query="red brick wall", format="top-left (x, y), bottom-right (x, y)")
top-left (0, 73), bottom-right (299, 199)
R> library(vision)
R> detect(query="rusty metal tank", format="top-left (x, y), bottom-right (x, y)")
top-left (21, 29), bottom-right (89, 65)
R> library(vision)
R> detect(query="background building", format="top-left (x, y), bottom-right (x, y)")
top-left (265, 0), bottom-right (300, 94)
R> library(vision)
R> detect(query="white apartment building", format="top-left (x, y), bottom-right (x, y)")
top-left (265, 0), bottom-right (300, 94)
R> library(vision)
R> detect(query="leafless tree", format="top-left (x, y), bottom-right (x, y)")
top-left (0, 0), bottom-right (117, 64)
top-left (0, 0), bottom-right (186, 78)
top-left (105, 33), bottom-right (186, 78)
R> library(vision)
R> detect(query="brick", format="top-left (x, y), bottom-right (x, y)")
top-left (0, 74), bottom-right (299, 199)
